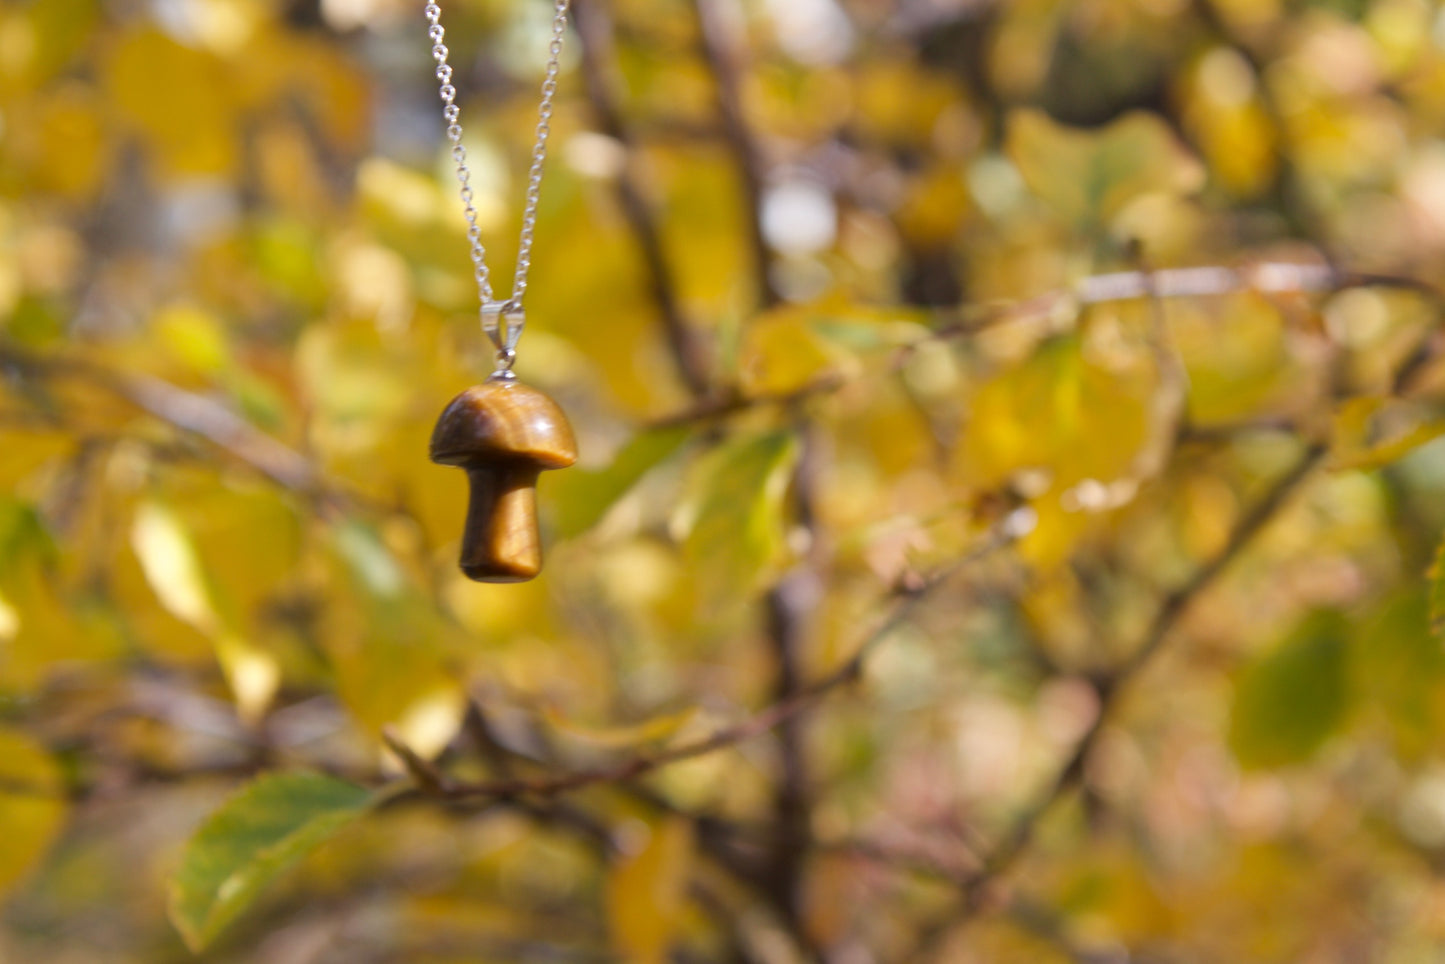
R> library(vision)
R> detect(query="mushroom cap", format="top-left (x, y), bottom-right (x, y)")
top-left (429, 380), bottom-right (578, 469)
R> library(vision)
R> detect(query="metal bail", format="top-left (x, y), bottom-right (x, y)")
top-left (481, 301), bottom-right (525, 354)
top-left (489, 346), bottom-right (518, 381)
top-left (482, 301), bottom-right (524, 380)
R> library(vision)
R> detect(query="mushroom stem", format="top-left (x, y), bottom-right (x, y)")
top-left (460, 462), bottom-right (544, 583)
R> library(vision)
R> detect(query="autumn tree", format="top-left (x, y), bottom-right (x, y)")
top-left (5, 0), bottom-right (1445, 961)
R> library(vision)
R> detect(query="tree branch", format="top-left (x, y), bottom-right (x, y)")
top-left (692, 0), bottom-right (779, 307)
top-left (572, 0), bottom-right (712, 397)
top-left (648, 261), bottom-right (1441, 428)
top-left (899, 443), bottom-right (1328, 961)
top-left (758, 415), bottom-right (824, 935)
top-left (0, 340), bottom-right (328, 501)
top-left (401, 523), bottom-right (1017, 806)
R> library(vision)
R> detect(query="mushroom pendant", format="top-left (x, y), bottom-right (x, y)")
top-left (429, 375), bottom-right (577, 583)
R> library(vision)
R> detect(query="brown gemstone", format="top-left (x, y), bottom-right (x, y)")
top-left (429, 378), bottom-right (577, 582)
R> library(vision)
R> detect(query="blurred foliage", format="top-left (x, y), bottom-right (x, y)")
top-left (168, 772), bottom-right (381, 952)
top-left (5, 0), bottom-right (1445, 961)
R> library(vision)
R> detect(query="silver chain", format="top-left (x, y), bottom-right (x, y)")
top-left (425, 0), bottom-right (569, 368)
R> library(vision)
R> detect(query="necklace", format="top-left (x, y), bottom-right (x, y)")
top-left (424, 0), bottom-right (577, 584)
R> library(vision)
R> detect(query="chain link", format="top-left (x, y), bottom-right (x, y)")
top-left (424, 0), bottom-right (570, 357)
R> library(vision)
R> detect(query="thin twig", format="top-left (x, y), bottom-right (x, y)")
top-left (1128, 246), bottom-right (1189, 483)
top-left (0, 341), bottom-right (325, 499)
top-left (1006, 897), bottom-right (1141, 964)
top-left (888, 261), bottom-right (1432, 957)
top-left (899, 443), bottom-right (1328, 961)
top-left (759, 415), bottom-right (824, 934)
top-left (381, 727), bottom-right (450, 794)
top-left (646, 376), bottom-right (845, 429)
top-left (406, 526), bottom-right (1016, 805)
top-left (118, 374), bottom-right (321, 495)
top-left (648, 262), bottom-right (1440, 428)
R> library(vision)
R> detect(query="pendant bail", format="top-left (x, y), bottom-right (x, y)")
top-left (481, 300), bottom-right (525, 352)
top-left (481, 300), bottom-right (525, 379)
top-left (490, 348), bottom-right (518, 381)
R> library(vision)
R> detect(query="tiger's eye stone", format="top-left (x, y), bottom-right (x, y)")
top-left (430, 379), bottom-right (577, 583)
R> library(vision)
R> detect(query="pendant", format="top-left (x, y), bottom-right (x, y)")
top-left (429, 374), bottom-right (577, 583)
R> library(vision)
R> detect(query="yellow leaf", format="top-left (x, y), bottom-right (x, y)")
top-left (1331, 396), bottom-right (1445, 471)
top-left (152, 304), bottom-right (232, 377)
top-left (955, 334), bottom-right (1153, 492)
top-left (327, 237), bottom-right (415, 332)
top-left (30, 83), bottom-right (108, 202)
top-left (1016, 491), bottom-right (1094, 571)
top-left (0, 430), bottom-right (72, 491)
top-left (0, 562), bottom-right (123, 689)
top-left (105, 28), bottom-right (238, 179)
top-left (739, 308), bottom-right (857, 396)
top-left (1017, 565), bottom-right (1092, 663)
top-left (254, 119), bottom-right (332, 220)
top-left (288, 40), bottom-right (371, 152)
top-left (215, 633), bottom-right (281, 726)
top-left (0, 592), bottom-right (17, 645)
top-left (442, 571), bottom-right (556, 641)
top-left (162, 484), bottom-right (303, 629)
top-left (1180, 48), bottom-right (1278, 198)
top-left (1171, 294), bottom-right (1290, 425)
top-left (328, 630), bottom-right (465, 761)
top-left (656, 150), bottom-right (750, 312)
top-left (739, 304), bottom-right (925, 398)
top-left (0, 727), bottom-right (67, 901)
top-left (541, 706), bottom-right (699, 752)
top-left (131, 501), bottom-right (217, 633)
top-left (987, 0), bottom-right (1066, 97)
top-left (852, 60), bottom-right (963, 149)
top-left (895, 164), bottom-right (974, 247)
top-left (111, 542), bottom-right (213, 665)
top-left (607, 817), bottom-right (695, 964)
top-left (521, 195), bottom-right (674, 412)
top-left (296, 322), bottom-right (413, 464)
top-left (130, 502), bottom-right (280, 719)
top-left (357, 157), bottom-right (449, 229)
top-left (0, 0), bottom-right (98, 95)
top-left (1054, 843), bottom-right (1173, 942)
top-left (325, 525), bottom-right (466, 760)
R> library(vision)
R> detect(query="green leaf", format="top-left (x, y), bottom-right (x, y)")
top-left (1007, 109), bottom-right (1204, 226)
top-left (1429, 536), bottom-right (1445, 643)
top-left (675, 430), bottom-right (798, 598)
top-left (1229, 610), bottom-right (1351, 769)
top-left (0, 727), bottom-right (68, 900)
top-left (168, 772), bottom-right (378, 952)
top-left (330, 519), bottom-right (405, 598)
top-left (551, 424), bottom-right (691, 539)
top-left (1352, 592), bottom-right (1443, 760)
top-left (0, 499), bottom-right (55, 576)
top-left (809, 310), bottom-right (928, 351)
